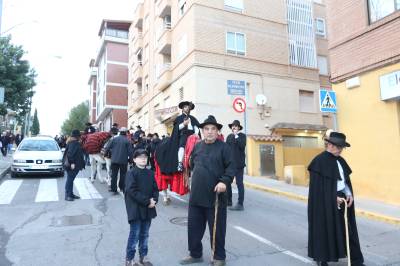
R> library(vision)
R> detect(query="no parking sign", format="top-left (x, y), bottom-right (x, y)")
top-left (233, 97), bottom-right (246, 113)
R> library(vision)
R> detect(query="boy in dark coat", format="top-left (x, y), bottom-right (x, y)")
top-left (124, 149), bottom-right (159, 266)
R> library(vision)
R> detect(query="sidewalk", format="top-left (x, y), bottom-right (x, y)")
top-left (0, 155), bottom-right (12, 180)
top-left (244, 175), bottom-right (400, 226)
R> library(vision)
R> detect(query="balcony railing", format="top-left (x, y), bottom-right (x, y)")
top-left (157, 0), bottom-right (172, 18)
top-left (105, 29), bottom-right (128, 39)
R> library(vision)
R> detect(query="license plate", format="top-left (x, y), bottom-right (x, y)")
top-left (32, 165), bottom-right (48, 169)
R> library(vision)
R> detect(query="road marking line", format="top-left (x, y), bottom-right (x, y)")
top-left (35, 179), bottom-right (59, 202)
top-left (74, 178), bottom-right (102, 199)
top-left (233, 225), bottom-right (312, 264)
top-left (169, 192), bottom-right (188, 203)
top-left (0, 180), bottom-right (23, 204)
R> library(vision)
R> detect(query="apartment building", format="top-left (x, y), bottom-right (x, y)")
top-left (91, 19), bottom-right (131, 131)
top-left (326, 0), bottom-right (400, 204)
top-left (128, 0), bottom-right (331, 178)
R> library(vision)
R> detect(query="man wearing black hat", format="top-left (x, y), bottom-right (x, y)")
top-left (226, 120), bottom-right (246, 210)
top-left (308, 131), bottom-right (364, 266)
top-left (180, 115), bottom-right (235, 266)
top-left (84, 122), bottom-right (96, 134)
top-left (156, 101), bottom-right (200, 174)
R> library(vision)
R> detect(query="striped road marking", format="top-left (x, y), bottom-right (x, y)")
top-left (74, 178), bottom-right (102, 200)
top-left (0, 180), bottom-right (23, 205)
top-left (233, 225), bottom-right (313, 264)
top-left (35, 179), bottom-right (59, 202)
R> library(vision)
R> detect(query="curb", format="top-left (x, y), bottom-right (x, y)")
top-left (244, 181), bottom-right (400, 226)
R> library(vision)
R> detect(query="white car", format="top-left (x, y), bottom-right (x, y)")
top-left (11, 136), bottom-right (64, 178)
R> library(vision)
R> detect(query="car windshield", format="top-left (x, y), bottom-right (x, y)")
top-left (18, 140), bottom-right (59, 151)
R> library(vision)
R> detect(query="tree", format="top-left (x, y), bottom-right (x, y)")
top-left (61, 101), bottom-right (89, 135)
top-left (0, 36), bottom-right (36, 122)
top-left (30, 108), bottom-right (40, 135)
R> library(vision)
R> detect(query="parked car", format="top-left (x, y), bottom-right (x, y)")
top-left (11, 136), bottom-right (64, 178)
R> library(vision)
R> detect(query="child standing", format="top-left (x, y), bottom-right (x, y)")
top-left (124, 149), bottom-right (159, 266)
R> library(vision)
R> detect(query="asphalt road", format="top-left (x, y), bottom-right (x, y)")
top-left (0, 168), bottom-right (399, 266)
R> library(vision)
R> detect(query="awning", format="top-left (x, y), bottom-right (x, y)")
top-left (248, 134), bottom-right (283, 142)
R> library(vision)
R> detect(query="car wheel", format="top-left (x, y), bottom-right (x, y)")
top-left (57, 171), bottom-right (65, 177)
top-left (10, 171), bottom-right (18, 178)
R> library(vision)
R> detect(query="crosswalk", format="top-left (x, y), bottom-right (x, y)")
top-left (0, 177), bottom-right (107, 205)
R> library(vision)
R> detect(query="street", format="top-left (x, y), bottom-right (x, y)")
top-left (0, 168), bottom-right (399, 266)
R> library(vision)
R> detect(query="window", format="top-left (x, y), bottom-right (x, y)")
top-left (179, 87), bottom-right (184, 101)
top-left (315, 18), bottom-right (326, 37)
top-left (179, 0), bottom-right (187, 16)
top-left (224, 0), bottom-right (244, 11)
top-left (317, 56), bottom-right (328, 75)
top-left (144, 75), bottom-right (149, 94)
top-left (283, 136), bottom-right (319, 148)
top-left (226, 32), bottom-right (246, 56)
top-left (287, 0), bottom-right (317, 68)
top-left (368, 0), bottom-right (399, 23)
top-left (143, 45), bottom-right (149, 63)
top-left (131, 90), bottom-right (136, 103)
top-left (299, 90), bottom-right (315, 113)
top-left (178, 34), bottom-right (188, 60)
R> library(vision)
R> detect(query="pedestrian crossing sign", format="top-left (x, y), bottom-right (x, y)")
top-left (319, 90), bottom-right (337, 113)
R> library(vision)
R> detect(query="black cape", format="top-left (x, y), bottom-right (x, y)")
top-left (155, 113), bottom-right (200, 175)
top-left (307, 151), bottom-right (362, 262)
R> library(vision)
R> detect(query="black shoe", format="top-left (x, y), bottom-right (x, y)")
top-left (71, 194), bottom-right (80, 199)
top-left (229, 204), bottom-right (244, 211)
top-left (109, 190), bottom-right (119, 196)
top-left (65, 196), bottom-right (74, 201)
top-left (177, 162), bottom-right (184, 172)
top-left (316, 262), bottom-right (328, 266)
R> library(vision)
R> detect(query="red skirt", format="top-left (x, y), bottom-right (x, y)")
top-left (154, 159), bottom-right (189, 196)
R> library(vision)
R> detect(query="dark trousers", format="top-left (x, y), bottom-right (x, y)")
top-left (187, 204), bottom-right (227, 260)
top-left (126, 219), bottom-right (151, 261)
top-left (111, 163), bottom-right (127, 192)
top-left (337, 192), bottom-right (364, 265)
top-left (227, 168), bottom-right (245, 205)
top-left (65, 168), bottom-right (79, 197)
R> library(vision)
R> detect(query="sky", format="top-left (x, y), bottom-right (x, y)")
top-left (1, 0), bottom-right (138, 135)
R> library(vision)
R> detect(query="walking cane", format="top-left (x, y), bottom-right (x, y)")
top-left (212, 192), bottom-right (219, 262)
top-left (343, 199), bottom-right (351, 266)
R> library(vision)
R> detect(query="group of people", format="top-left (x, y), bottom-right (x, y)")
top-left (61, 99), bottom-right (365, 266)
top-left (0, 131), bottom-right (23, 156)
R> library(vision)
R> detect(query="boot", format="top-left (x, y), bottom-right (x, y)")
top-left (229, 203), bottom-right (244, 211)
top-left (139, 256), bottom-right (153, 266)
top-left (213, 259), bottom-right (226, 266)
top-left (179, 256), bottom-right (203, 265)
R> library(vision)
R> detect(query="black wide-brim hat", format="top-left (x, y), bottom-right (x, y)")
top-left (71, 129), bottom-right (81, 138)
top-left (228, 120), bottom-right (243, 130)
top-left (199, 115), bottom-right (223, 130)
top-left (178, 101), bottom-right (195, 110)
top-left (325, 131), bottom-right (351, 147)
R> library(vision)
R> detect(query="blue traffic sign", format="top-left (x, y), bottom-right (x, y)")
top-left (227, 80), bottom-right (246, 95)
top-left (319, 90), bottom-right (337, 113)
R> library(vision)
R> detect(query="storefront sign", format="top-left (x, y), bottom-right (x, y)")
top-left (380, 70), bottom-right (400, 101)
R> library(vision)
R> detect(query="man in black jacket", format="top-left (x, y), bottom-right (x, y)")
top-left (226, 120), bottom-right (246, 211)
top-left (180, 115), bottom-right (235, 266)
top-left (124, 149), bottom-right (158, 266)
top-left (308, 132), bottom-right (364, 266)
top-left (105, 127), bottom-right (134, 195)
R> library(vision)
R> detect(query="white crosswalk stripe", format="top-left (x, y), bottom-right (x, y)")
top-left (35, 179), bottom-right (59, 202)
top-left (0, 180), bottom-right (23, 204)
top-left (0, 178), bottom-right (104, 205)
top-left (74, 178), bottom-right (103, 200)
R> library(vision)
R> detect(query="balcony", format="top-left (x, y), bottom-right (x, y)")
top-left (134, 3), bottom-right (144, 29)
top-left (133, 31), bottom-right (143, 53)
top-left (133, 63), bottom-right (143, 84)
top-left (156, 63), bottom-right (172, 91)
top-left (157, 27), bottom-right (171, 55)
top-left (157, 0), bottom-right (171, 18)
